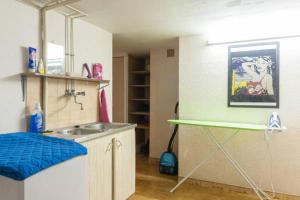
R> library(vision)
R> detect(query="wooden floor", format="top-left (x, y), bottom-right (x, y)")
top-left (129, 155), bottom-right (299, 200)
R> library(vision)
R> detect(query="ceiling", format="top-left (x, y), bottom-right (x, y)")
top-left (73, 0), bottom-right (300, 54)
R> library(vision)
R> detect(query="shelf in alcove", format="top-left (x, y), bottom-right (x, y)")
top-left (129, 112), bottom-right (150, 116)
top-left (136, 123), bottom-right (150, 130)
top-left (129, 84), bottom-right (150, 88)
top-left (130, 70), bottom-right (150, 75)
top-left (130, 98), bottom-right (150, 101)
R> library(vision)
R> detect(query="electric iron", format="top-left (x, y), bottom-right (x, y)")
top-left (268, 112), bottom-right (281, 129)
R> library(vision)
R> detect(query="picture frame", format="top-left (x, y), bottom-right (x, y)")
top-left (228, 42), bottom-right (280, 108)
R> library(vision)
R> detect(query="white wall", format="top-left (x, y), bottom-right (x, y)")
top-left (150, 47), bottom-right (179, 158)
top-left (0, 1), bottom-right (112, 133)
top-left (46, 11), bottom-right (65, 46)
top-left (179, 35), bottom-right (300, 195)
top-left (74, 20), bottom-right (113, 118)
top-left (0, 0), bottom-right (40, 132)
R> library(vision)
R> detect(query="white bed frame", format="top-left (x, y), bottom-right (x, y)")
top-left (0, 156), bottom-right (87, 200)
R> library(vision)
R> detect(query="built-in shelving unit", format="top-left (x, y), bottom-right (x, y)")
top-left (128, 55), bottom-right (150, 155)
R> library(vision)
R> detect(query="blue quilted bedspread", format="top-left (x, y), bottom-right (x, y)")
top-left (0, 132), bottom-right (87, 181)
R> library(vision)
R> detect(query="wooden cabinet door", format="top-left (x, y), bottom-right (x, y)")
top-left (82, 136), bottom-right (113, 200)
top-left (113, 129), bottom-right (136, 200)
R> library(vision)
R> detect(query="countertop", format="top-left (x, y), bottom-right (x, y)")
top-left (45, 123), bottom-right (137, 143)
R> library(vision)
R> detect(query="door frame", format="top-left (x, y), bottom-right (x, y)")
top-left (113, 54), bottom-right (128, 123)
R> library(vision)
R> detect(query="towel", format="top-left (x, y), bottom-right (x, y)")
top-left (99, 89), bottom-right (110, 122)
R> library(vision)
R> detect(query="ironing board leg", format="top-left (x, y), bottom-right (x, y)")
top-left (205, 128), bottom-right (273, 200)
top-left (170, 130), bottom-right (239, 193)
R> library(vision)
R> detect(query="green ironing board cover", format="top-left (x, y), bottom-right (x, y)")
top-left (168, 119), bottom-right (267, 131)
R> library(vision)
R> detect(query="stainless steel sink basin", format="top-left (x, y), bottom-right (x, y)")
top-left (84, 123), bottom-right (129, 130)
top-left (56, 128), bottom-right (100, 135)
top-left (56, 123), bottom-right (131, 136)
top-left (84, 124), bottom-right (106, 130)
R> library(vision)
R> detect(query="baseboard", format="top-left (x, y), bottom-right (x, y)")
top-left (182, 178), bottom-right (300, 200)
top-left (147, 157), bottom-right (300, 199)
top-left (148, 157), bottom-right (160, 164)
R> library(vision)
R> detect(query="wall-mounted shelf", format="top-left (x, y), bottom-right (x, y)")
top-left (21, 73), bottom-right (110, 83)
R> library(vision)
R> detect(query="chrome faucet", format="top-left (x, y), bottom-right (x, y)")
top-left (65, 89), bottom-right (86, 110)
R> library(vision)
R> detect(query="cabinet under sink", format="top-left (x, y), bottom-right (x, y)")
top-left (81, 127), bottom-right (136, 200)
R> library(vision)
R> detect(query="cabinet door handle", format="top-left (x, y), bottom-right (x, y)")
top-left (116, 140), bottom-right (123, 149)
top-left (106, 142), bottom-right (112, 152)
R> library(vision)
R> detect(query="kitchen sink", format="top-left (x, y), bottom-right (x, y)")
top-left (84, 123), bottom-right (130, 130)
top-left (56, 128), bottom-right (100, 135)
top-left (84, 123), bottom-right (106, 130)
top-left (56, 123), bottom-right (131, 136)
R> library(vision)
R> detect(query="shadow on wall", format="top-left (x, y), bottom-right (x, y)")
top-left (0, 46), bottom-right (28, 79)
top-left (0, 47), bottom-right (28, 132)
top-left (1, 74), bottom-right (24, 98)
top-left (0, 74), bottom-right (27, 132)
top-left (20, 107), bottom-right (27, 132)
top-left (21, 46), bottom-right (28, 72)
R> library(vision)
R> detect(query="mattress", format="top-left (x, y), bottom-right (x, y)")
top-left (0, 132), bottom-right (87, 181)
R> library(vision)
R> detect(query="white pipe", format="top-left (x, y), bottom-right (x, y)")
top-left (17, 0), bottom-right (42, 9)
top-left (65, 5), bottom-right (88, 16)
top-left (41, 8), bottom-right (47, 73)
top-left (65, 15), bottom-right (69, 73)
top-left (41, 8), bottom-right (48, 127)
top-left (43, 77), bottom-right (48, 130)
top-left (70, 17), bottom-right (74, 72)
top-left (18, 0), bottom-right (86, 16)
top-left (65, 15), bottom-right (70, 101)
top-left (70, 17), bottom-right (74, 90)
top-left (44, 0), bottom-right (81, 11)
top-left (70, 14), bottom-right (86, 19)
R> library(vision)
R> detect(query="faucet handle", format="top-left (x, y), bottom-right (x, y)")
top-left (65, 89), bottom-right (72, 96)
top-left (76, 91), bottom-right (86, 96)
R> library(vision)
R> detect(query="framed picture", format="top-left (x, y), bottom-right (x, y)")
top-left (228, 42), bottom-right (279, 108)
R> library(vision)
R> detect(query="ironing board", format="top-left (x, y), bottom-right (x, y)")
top-left (168, 119), bottom-right (282, 200)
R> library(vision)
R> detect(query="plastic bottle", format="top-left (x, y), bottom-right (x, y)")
top-left (37, 59), bottom-right (45, 74)
top-left (28, 47), bottom-right (37, 73)
top-left (29, 102), bottom-right (43, 133)
top-left (92, 63), bottom-right (103, 80)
